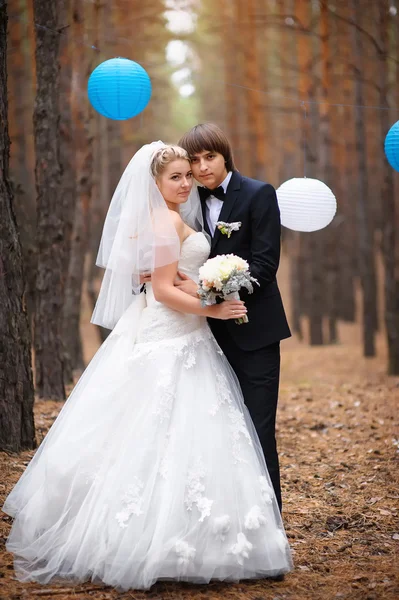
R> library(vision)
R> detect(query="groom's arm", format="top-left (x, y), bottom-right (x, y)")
top-left (249, 183), bottom-right (281, 289)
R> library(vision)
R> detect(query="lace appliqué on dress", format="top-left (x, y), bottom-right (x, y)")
top-left (212, 515), bottom-right (231, 541)
top-left (115, 477), bottom-right (144, 528)
top-left (134, 327), bottom-right (210, 366)
top-left (244, 505), bottom-right (267, 530)
top-left (229, 532), bottom-right (253, 565)
top-left (229, 406), bottom-right (252, 451)
top-left (175, 540), bottom-right (196, 574)
top-left (159, 428), bottom-right (175, 479)
top-left (259, 475), bottom-right (274, 504)
top-left (153, 368), bottom-right (176, 423)
top-left (209, 371), bottom-right (233, 416)
top-left (172, 328), bottom-right (213, 369)
top-left (209, 367), bottom-right (253, 464)
top-left (185, 456), bottom-right (213, 522)
top-left (275, 528), bottom-right (289, 553)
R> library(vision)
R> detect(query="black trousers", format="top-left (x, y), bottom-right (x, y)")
top-left (210, 323), bottom-right (282, 511)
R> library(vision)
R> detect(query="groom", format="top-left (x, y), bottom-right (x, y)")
top-left (177, 123), bottom-right (291, 512)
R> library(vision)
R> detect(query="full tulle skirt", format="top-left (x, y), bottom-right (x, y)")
top-left (3, 298), bottom-right (292, 590)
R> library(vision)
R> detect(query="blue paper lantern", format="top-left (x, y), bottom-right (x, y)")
top-left (88, 58), bottom-right (152, 120)
top-left (384, 120), bottom-right (399, 172)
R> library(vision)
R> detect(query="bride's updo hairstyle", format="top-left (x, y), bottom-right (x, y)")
top-left (150, 145), bottom-right (190, 180)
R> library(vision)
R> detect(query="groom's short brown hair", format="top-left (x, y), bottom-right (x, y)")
top-left (179, 123), bottom-right (236, 172)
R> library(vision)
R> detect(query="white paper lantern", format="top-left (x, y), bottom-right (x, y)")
top-left (276, 177), bottom-right (337, 232)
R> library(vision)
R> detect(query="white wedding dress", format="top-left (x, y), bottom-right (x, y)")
top-left (3, 232), bottom-right (293, 590)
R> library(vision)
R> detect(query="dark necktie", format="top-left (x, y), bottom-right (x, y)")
top-left (198, 185), bottom-right (225, 202)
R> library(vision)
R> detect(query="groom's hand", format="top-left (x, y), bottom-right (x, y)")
top-left (174, 272), bottom-right (198, 297)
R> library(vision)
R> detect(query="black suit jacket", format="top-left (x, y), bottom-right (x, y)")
top-left (204, 170), bottom-right (291, 351)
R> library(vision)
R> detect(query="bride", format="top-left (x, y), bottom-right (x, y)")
top-left (3, 142), bottom-right (293, 590)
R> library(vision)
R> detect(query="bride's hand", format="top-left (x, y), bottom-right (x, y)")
top-left (140, 272), bottom-right (152, 284)
top-left (208, 300), bottom-right (247, 321)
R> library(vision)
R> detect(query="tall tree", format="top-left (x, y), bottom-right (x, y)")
top-left (7, 0), bottom-right (37, 324)
top-left (330, 0), bottom-right (357, 325)
top-left (63, 0), bottom-right (95, 382)
top-left (296, 1), bottom-right (324, 345)
top-left (239, 0), bottom-right (270, 181)
top-left (275, 1), bottom-right (304, 339)
top-left (229, 0), bottom-right (252, 176)
top-left (220, 0), bottom-right (240, 161)
top-left (378, 1), bottom-right (399, 374)
top-left (0, 1), bottom-right (35, 452)
top-left (319, 0), bottom-right (339, 343)
top-left (58, 0), bottom-right (78, 383)
top-left (33, 0), bottom-right (72, 399)
top-left (86, 0), bottom-right (111, 344)
top-left (59, 0), bottom-right (76, 281)
top-left (350, 0), bottom-right (377, 357)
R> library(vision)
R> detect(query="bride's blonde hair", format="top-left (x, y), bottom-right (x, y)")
top-left (150, 145), bottom-right (190, 179)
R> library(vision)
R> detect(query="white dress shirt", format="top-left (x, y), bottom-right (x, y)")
top-left (205, 171), bottom-right (233, 236)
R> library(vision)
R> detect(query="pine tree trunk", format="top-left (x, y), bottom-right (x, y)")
top-left (59, 0), bottom-right (76, 278)
top-left (63, 0), bottom-right (94, 383)
top-left (220, 0), bottom-right (240, 164)
top-left (233, 0), bottom-right (251, 176)
top-left (276, 0), bottom-right (299, 185)
top-left (86, 0), bottom-right (109, 344)
top-left (58, 0), bottom-right (78, 383)
top-left (242, 0), bottom-right (270, 181)
top-left (331, 1), bottom-right (356, 324)
top-left (378, 2), bottom-right (399, 374)
top-left (290, 231), bottom-right (304, 340)
top-left (350, 0), bottom-right (377, 357)
top-left (278, 0), bottom-right (302, 338)
top-left (33, 0), bottom-right (69, 399)
top-left (296, 1), bottom-right (323, 345)
top-left (319, 1), bottom-right (338, 344)
top-left (7, 0), bottom-right (37, 327)
top-left (0, 2), bottom-right (35, 452)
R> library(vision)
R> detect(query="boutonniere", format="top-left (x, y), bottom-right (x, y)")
top-left (216, 221), bottom-right (242, 238)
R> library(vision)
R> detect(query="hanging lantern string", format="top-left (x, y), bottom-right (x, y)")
top-left (301, 101), bottom-right (307, 179)
top-left (5, 11), bottom-right (399, 113)
top-left (223, 82), bottom-right (395, 111)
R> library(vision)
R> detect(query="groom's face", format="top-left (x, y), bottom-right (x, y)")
top-left (190, 150), bottom-right (228, 190)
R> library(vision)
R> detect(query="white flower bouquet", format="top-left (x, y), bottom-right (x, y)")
top-left (198, 254), bottom-right (258, 324)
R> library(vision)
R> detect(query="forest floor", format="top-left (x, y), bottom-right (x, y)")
top-left (1, 285), bottom-right (398, 600)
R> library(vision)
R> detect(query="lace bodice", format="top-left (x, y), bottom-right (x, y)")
top-left (178, 231), bottom-right (211, 282)
top-left (136, 232), bottom-right (210, 343)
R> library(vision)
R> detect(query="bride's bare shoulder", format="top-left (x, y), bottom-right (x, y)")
top-left (168, 210), bottom-right (185, 239)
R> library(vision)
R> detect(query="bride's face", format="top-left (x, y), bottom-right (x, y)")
top-left (156, 159), bottom-right (193, 206)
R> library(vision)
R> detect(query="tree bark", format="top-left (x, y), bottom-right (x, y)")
top-left (319, 1), bottom-right (339, 344)
top-left (63, 0), bottom-right (94, 382)
top-left (296, 1), bottom-right (323, 345)
top-left (7, 0), bottom-right (37, 327)
top-left (58, 0), bottom-right (78, 383)
top-left (350, 0), bottom-right (377, 357)
top-left (290, 231), bottom-right (304, 340)
top-left (241, 0), bottom-right (270, 181)
top-left (0, 2), bottom-right (35, 452)
top-left (378, 2), bottom-right (399, 374)
top-left (59, 0), bottom-right (76, 279)
top-left (330, 0), bottom-right (356, 324)
top-left (220, 0), bottom-right (240, 167)
top-left (33, 0), bottom-right (70, 399)
top-left (86, 0), bottom-right (110, 344)
top-left (231, 0), bottom-right (252, 176)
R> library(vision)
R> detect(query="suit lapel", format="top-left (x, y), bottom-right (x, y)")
top-left (200, 197), bottom-right (211, 237)
top-left (211, 171), bottom-right (241, 252)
